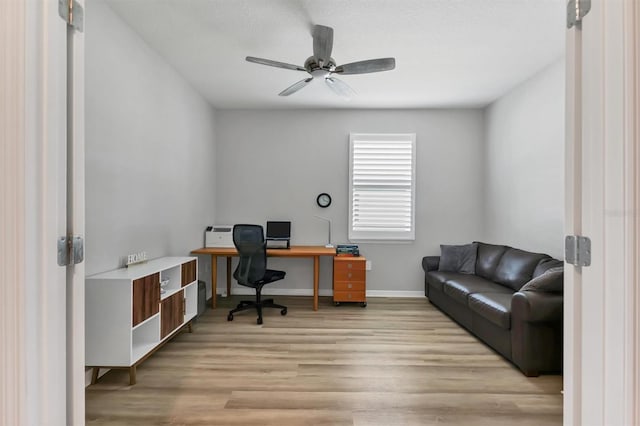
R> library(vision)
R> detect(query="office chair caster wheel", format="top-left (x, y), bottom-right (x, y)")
top-left (281, 308), bottom-right (287, 316)
top-left (334, 302), bottom-right (340, 306)
top-left (227, 314), bottom-right (233, 321)
top-left (360, 302), bottom-right (367, 308)
top-left (257, 317), bottom-right (263, 325)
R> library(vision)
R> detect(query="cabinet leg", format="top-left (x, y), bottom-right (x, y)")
top-left (129, 366), bottom-right (137, 386)
top-left (91, 367), bottom-right (100, 385)
top-left (188, 322), bottom-right (193, 333)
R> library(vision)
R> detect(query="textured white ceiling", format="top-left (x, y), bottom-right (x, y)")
top-left (104, 0), bottom-right (565, 109)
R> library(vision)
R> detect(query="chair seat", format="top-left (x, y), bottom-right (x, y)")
top-left (260, 269), bottom-right (285, 283)
top-left (239, 269), bottom-right (285, 288)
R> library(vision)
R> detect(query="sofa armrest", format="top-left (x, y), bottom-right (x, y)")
top-left (512, 291), bottom-right (563, 323)
top-left (511, 290), bottom-right (563, 376)
top-left (422, 256), bottom-right (440, 273)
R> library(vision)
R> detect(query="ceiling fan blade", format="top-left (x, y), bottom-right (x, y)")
top-left (312, 25), bottom-right (334, 65)
top-left (246, 56), bottom-right (306, 72)
top-left (278, 78), bottom-right (314, 96)
top-left (334, 58), bottom-right (396, 75)
top-left (325, 77), bottom-right (355, 100)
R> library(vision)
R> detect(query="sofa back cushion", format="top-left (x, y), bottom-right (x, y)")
top-left (494, 248), bottom-right (551, 290)
top-left (438, 243), bottom-right (478, 274)
top-left (474, 242), bottom-right (508, 281)
top-left (532, 258), bottom-right (564, 278)
top-left (520, 266), bottom-right (564, 293)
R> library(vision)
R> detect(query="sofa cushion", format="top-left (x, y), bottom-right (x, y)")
top-left (443, 275), bottom-right (513, 305)
top-left (532, 258), bottom-right (564, 278)
top-left (438, 243), bottom-right (478, 274)
top-left (469, 292), bottom-right (513, 330)
top-left (474, 242), bottom-right (508, 281)
top-left (426, 271), bottom-right (461, 292)
top-left (520, 267), bottom-right (564, 293)
top-left (494, 248), bottom-right (550, 291)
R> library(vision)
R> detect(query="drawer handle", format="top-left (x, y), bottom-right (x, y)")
top-left (347, 264), bottom-right (352, 269)
top-left (348, 293), bottom-right (352, 299)
top-left (348, 283), bottom-right (352, 289)
top-left (347, 273), bottom-right (352, 278)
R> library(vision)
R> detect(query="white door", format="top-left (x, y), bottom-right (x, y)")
top-left (23, 2), bottom-right (69, 424)
top-left (65, 0), bottom-right (86, 423)
top-left (564, 1), bottom-right (639, 425)
top-left (22, 1), bottom-right (85, 424)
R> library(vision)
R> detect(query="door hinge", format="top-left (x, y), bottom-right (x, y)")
top-left (565, 235), bottom-right (591, 267)
top-left (567, 0), bottom-right (591, 29)
top-left (58, 0), bottom-right (84, 32)
top-left (58, 235), bottom-right (85, 266)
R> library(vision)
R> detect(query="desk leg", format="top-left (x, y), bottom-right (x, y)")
top-left (226, 256), bottom-right (232, 297)
top-left (211, 255), bottom-right (217, 309)
top-left (313, 255), bottom-right (319, 311)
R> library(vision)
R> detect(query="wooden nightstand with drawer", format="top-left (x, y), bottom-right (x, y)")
top-left (333, 256), bottom-right (367, 307)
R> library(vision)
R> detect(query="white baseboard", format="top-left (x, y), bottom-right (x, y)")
top-left (219, 288), bottom-right (424, 298)
top-left (365, 290), bottom-right (425, 298)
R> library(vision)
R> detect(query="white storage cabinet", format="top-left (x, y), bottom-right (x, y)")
top-left (86, 256), bottom-right (198, 385)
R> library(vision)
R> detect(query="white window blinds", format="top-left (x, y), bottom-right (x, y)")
top-left (349, 133), bottom-right (416, 241)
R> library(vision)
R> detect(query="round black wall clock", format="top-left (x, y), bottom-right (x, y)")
top-left (316, 193), bottom-right (332, 208)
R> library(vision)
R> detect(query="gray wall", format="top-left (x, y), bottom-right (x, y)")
top-left (85, 1), bottom-right (217, 276)
top-left (484, 59), bottom-right (565, 259)
top-left (215, 109), bottom-right (486, 295)
top-left (85, 2), bottom-right (565, 295)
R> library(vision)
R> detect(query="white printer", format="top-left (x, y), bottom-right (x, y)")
top-left (205, 225), bottom-right (234, 247)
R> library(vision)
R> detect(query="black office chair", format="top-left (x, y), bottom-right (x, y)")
top-left (227, 224), bottom-right (287, 325)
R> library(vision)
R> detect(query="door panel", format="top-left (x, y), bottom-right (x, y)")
top-left (29, 1), bottom-right (69, 424)
top-left (161, 290), bottom-right (184, 339)
top-left (565, 1), bottom-right (640, 425)
top-left (66, 0), bottom-right (86, 422)
top-left (20, 0), bottom-right (86, 424)
top-left (133, 273), bottom-right (160, 326)
top-left (181, 260), bottom-right (197, 286)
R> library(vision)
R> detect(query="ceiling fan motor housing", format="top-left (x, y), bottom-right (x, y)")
top-left (305, 56), bottom-right (336, 73)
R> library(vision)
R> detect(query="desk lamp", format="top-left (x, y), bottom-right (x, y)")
top-left (314, 215), bottom-right (334, 248)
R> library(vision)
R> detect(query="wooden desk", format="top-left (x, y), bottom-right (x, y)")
top-left (190, 246), bottom-right (336, 311)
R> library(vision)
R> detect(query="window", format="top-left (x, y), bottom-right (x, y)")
top-left (349, 133), bottom-right (416, 241)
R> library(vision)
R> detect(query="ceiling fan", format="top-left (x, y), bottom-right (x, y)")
top-left (246, 25), bottom-right (396, 99)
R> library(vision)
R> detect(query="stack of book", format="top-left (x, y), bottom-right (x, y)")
top-left (336, 244), bottom-right (360, 256)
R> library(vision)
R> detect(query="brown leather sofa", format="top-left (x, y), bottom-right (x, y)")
top-left (422, 242), bottom-right (563, 376)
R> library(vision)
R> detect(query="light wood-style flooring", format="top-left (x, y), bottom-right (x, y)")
top-left (86, 296), bottom-right (563, 425)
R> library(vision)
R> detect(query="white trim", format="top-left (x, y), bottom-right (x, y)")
top-left (633, 1), bottom-right (640, 421)
top-left (23, 1), bottom-right (70, 424)
top-left (1, 1), bottom-right (26, 425)
top-left (67, 2), bottom-right (85, 421)
top-left (222, 288), bottom-right (424, 298)
top-left (564, 2), bottom-right (583, 423)
top-left (365, 290), bottom-right (425, 298)
top-left (623, 0), bottom-right (640, 422)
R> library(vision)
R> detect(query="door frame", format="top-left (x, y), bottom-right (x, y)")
top-left (65, 0), bottom-right (86, 421)
top-left (1, 0), bottom-right (85, 424)
top-left (1, 0), bottom-right (28, 422)
top-left (564, 0), bottom-right (640, 424)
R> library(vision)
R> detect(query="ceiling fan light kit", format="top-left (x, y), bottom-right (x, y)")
top-left (246, 25), bottom-right (396, 99)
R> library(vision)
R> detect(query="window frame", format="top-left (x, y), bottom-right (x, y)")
top-left (348, 133), bottom-right (417, 242)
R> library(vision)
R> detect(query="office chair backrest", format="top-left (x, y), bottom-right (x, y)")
top-left (233, 224), bottom-right (267, 285)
